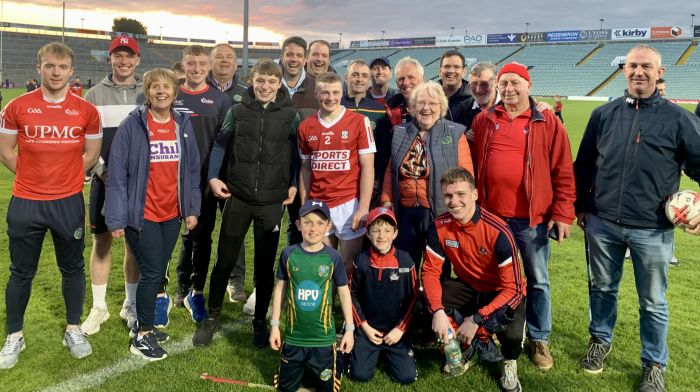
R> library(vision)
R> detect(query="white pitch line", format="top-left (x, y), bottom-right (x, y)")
top-left (41, 317), bottom-right (250, 392)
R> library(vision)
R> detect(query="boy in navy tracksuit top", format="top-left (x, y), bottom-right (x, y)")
top-left (349, 207), bottom-right (418, 385)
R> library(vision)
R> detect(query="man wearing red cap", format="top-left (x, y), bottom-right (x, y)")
top-left (81, 35), bottom-right (145, 335)
top-left (349, 206), bottom-right (418, 384)
top-left (471, 62), bottom-right (576, 370)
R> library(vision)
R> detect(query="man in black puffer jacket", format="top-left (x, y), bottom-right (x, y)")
top-left (574, 44), bottom-right (700, 392)
top-left (193, 59), bottom-right (301, 349)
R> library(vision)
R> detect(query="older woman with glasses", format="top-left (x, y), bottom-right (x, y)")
top-left (380, 81), bottom-right (473, 266)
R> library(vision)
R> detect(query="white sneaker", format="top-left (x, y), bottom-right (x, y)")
top-left (119, 301), bottom-right (137, 329)
top-left (0, 334), bottom-right (25, 369)
top-left (670, 256), bottom-right (679, 266)
top-left (242, 289), bottom-right (256, 316)
top-left (500, 359), bottom-right (521, 392)
top-left (625, 249), bottom-right (631, 259)
top-left (63, 328), bottom-right (92, 359)
top-left (81, 307), bottom-right (110, 335)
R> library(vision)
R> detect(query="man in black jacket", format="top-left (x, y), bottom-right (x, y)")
top-left (574, 44), bottom-right (700, 392)
top-left (437, 50), bottom-right (471, 123)
top-left (194, 59), bottom-right (300, 349)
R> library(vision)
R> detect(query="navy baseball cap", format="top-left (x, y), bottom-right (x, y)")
top-left (299, 199), bottom-right (331, 219)
top-left (370, 56), bottom-right (391, 68)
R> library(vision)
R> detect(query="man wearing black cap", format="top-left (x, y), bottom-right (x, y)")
top-left (367, 56), bottom-right (397, 106)
top-left (82, 35), bottom-right (145, 335)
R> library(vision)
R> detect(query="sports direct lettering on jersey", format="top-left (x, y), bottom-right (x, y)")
top-left (310, 150), bottom-right (350, 171)
top-left (298, 108), bottom-right (376, 207)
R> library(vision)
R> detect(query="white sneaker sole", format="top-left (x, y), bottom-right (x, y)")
top-left (63, 340), bottom-right (92, 359)
top-left (0, 342), bottom-right (25, 369)
top-left (129, 345), bottom-right (167, 361)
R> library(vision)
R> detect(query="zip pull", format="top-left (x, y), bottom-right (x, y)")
top-left (636, 132), bottom-right (640, 143)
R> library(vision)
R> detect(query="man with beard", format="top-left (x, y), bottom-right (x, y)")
top-left (367, 57), bottom-right (397, 105)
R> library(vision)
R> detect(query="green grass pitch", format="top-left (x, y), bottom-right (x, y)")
top-left (0, 88), bottom-right (698, 391)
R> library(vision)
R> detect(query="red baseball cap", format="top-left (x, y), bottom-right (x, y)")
top-left (109, 36), bottom-right (140, 56)
top-left (367, 207), bottom-right (397, 227)
top-left (498, 62), bottom-right (530, 82)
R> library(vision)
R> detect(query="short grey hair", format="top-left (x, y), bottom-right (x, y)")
top-left (470, 61), bottom-right (497, 78)
top-left (395, 57), bottom-right (424, 78)
top-left (346, 59), bottom-right (369, 75)
top-left (409, 81), bottom-right (448, 118)
top-left (627, 44), bottom-right (662, 66)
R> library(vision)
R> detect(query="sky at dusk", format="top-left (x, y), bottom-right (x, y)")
top-left (1, 1), bottom-right (697, 46)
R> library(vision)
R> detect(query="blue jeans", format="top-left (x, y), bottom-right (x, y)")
top-left (585, 213), bottom-right (672, 367)
top-left (504, 219), bottom-right (551, 342)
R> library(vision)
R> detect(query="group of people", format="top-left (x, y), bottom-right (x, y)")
top-left (0, 34), bottom-right (698, 392)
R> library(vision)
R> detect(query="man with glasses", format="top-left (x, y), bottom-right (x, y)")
top-left (438, 50), bottom-right (471, 123)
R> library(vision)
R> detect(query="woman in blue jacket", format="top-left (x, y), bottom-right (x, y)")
top-left (106, 68), bottom-right (200, 361)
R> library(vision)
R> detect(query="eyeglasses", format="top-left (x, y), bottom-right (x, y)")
top-left (415, 100), bottom-right (440, 108)
top-left (441, 65), bottom-right (464, 71)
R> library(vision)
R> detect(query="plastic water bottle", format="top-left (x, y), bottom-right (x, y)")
top-left (444, 330), bottom-right (465, 376)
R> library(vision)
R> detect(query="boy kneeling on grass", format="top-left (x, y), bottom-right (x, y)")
top-left (269, 199), bottom-right (354, 392)
top-left (348, 207), bottom-right (418, 384)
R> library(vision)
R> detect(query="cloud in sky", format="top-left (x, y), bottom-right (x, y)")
top-left (4, 0), bottom-right (698, 43)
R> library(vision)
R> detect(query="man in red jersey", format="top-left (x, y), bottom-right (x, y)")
top-left (298, 72), bottom-right (375, 273)
top-left (0, 42), bottom-right (102, 369)
top-left (422, 167), bottom-right (525, 392)
top-left (471, 62), bottom-right (575, 371)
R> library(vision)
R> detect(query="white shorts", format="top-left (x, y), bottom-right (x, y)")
top-left (326, 198), bottom-right (366, 241)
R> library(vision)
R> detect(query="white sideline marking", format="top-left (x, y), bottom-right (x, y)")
top-left (41, 318), bottom-right (250, 392)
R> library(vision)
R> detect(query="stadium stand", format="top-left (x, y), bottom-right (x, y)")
top-left (3, 30), bottom-right (699, 100)
top-left (0, 31), bottom-right (279, 87)
top-left (507, 43), bottom-right (598, 65)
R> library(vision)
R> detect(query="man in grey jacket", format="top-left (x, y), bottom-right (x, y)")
top-left (82, 35), bottom-right (145, 335)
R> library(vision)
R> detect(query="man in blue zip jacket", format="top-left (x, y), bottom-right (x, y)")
top-left (574, 44), bottom-right (700, 392)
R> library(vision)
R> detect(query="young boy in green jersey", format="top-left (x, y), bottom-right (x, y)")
top-left (269, 199), bottom-right (355, 392)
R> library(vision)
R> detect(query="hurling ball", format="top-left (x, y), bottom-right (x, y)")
top-left (665, 190), bottom-right (700, 229)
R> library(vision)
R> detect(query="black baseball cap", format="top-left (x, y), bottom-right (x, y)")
top-left (299, 199), bottom-right (331, 219)
top-left (370, 56), bottom-right (391, 68)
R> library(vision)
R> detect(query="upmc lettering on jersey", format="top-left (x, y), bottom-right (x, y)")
top-left (23, 125), bottom-right (82, 142)
top-left (150, 140), bottom-right (179, 162)
top-left (311, 149), bottom-right (350, 171)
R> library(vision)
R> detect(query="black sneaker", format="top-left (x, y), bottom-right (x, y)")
top-left (253, 319), bottom-right (269, 348)
top-left (129, 322), bottom-right (169, 343)
top-left (581, 336), bottom-right (612, 374)
top-left (174, 287), bottom-right (188, 308)
top-left (130, 331), bottom-right (167, 361)
top-left (638, 363), bottom-right (665, 392)
top-left (193, 317), bottom-right (220, 347)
